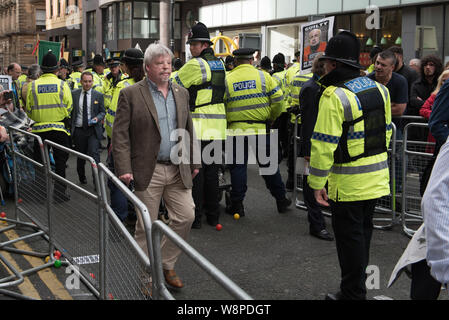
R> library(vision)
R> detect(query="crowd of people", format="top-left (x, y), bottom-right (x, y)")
top-left (0, 21), bottom-right (448, 300)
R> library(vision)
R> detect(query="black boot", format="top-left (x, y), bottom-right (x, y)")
top-left (227, 201), bottom-right (245, 217)
top-left (276, 197), bottom-right (292, 213)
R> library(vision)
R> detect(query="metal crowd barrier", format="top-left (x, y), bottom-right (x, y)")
top-left (151, 220), bottom-right (253, 300)
top-left (292, 115), bottom-right (411, 231)
top-left (0, 127), bottom-right (54, 300)
top-left (401, 122), bottom-right (434, 237)
top-left (97, 162), bottom-right (154, 300)
top-left (2, 130), bottom-right (250, 300)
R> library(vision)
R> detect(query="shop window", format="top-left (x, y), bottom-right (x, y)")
top-left (132, 1), bottom-right (162, 39)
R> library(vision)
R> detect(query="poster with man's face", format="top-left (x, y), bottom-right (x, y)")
top-left (300, 17), bottom-right (335, 73)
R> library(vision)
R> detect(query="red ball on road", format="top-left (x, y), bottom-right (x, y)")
top-left (216, 224), bottom-right (222, 231)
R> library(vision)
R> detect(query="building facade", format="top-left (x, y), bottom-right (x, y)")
top-left (45, 0), bottom-right (83, 64)
top-left (0, 0), bottom-right (46, 70)
top-left (79, 0), bottom-right (202, 63)
top-left (199, 0), bottom-right (449, 67)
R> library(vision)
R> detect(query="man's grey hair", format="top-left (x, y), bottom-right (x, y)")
top-left (409, 58), bottom-right (421, 68)
top-left (144, 43), bottom-right (174, 68)
top-left (28, 64), bottom-right (42, 80)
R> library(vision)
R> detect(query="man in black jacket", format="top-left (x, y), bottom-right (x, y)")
top-left (388, 46), bottom-right (419, 97)
top-left (299, 53), bottom-right (333, 241)
top-left (409, 54), bottom-right (443, 116)
top-left (408, 54), bottom-right (443, 141)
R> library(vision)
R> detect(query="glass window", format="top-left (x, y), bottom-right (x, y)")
top-left (134, 2), bottom-right (148, 19)
top-left (133, 20), bottom-right (149, 38)
top-left (420, 5), bottom-right (444, 59)
top-left (103, 4), bottom-right (115, 42)
top-left (87, 11), bottom-right (96, 56)
top-left (150, 19), bottom-right (159, 37)
top-left (119, 2), bottom-right (131, 39)
top-left (444, 5), bottom-right (449, 65)
top-left (151, 2), bottom-right (159, 19)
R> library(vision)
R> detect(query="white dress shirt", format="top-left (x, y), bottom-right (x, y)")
top-left (76, 88), bottom-right (92, 127)
top-left (423, 136), bottom-right (449, 284)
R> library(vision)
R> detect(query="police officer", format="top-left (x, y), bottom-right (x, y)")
top-left (90, 54), bottom-right (106, 93)
top-left (224, 48), bottom-right (291, 217)
top-left (68, 60), bottom-right (85, 90)
top-left (26, 50), bottom-right (73, 202)
top-left (271, 53), bottom-right (289, 159)
top-left (172, 22), bottom-right (227, 229)
top-left (286, 67), bottom-right (313, 190)
top-left (106, 48), bottom-right (144, 223)
top-left (58, 58), bottom-right (70, 81)
top-left (307, 31), bottom-right (392, 300)
top-left (103, 52), bottom-right (125, 115)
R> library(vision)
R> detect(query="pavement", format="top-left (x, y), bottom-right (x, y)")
top-left (0, 145), bottom-right (446, 301)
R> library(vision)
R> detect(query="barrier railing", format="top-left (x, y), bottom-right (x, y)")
top-left (401, 122), bottom-right (434, 237)
top-left (97, 162), bottom-right (155, 300)
top-left (293, 115), bottom-right (405, 230)
top-left (151, 220), bottom-right (253, 300)
top-left (0, 127), bottom-right (53, 300)
top-left (3, 131), bottom-right (251, 300)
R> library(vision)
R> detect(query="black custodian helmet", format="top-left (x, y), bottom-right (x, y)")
top-left (186, 22), bottom-right (213, 45)
top-left (319, 31), bottom-right (363, 69)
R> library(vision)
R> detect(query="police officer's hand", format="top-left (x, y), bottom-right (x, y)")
top-left (314, 188), bottom-right (330, 207)
top-left (119, 173), bottom-right (134, 186)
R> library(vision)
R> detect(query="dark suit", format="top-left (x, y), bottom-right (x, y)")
top-left (71, 88), bottom-right (105, 181)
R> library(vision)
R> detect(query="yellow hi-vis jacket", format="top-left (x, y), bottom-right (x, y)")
top-left (105, 78), bottom-right (135, 139)
top-left (271, 69), bottom-right (289, 113)
top-left (224, 63), bottom-right (284, 136)
top-left (173, 53), bottom-right (227, 141)
top-left (17, 74), bottom-right (28, 107)
top-left (26, 73), bottom-right (73, 135)
top-left (68, 71), bottom-right (82, 90)
top-left (307, 78), bottom-right (392, 202)
top-left (289, 72), bottom-right (313, 123)
top-left (102, 72), bottom-right (126, 111)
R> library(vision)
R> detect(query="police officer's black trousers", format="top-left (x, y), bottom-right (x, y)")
top-left (192, 140), bottom-right (220, 222)
top-left (33, 130), bottom-right (70, 195)
top-left (287, 122), bottom-right (300, 183)
top-left (302, 175), bottom-right (326, 233)
top-left (329, 198), bottom-right (377, 300)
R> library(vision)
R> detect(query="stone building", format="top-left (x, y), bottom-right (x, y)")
top-left (45, 0), bottom-right (83, 64)
top-left (0, 0), bottom-right (46, 70)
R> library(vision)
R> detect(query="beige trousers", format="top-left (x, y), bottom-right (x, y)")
top-left (134, 164), bottom-right (195, 270)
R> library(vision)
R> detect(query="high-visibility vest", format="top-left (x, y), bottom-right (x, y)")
top-left (68, 72), bottom-right (82, 90)
top-left (91, 71), bottom-right (104, 94)
top-left (272, 69), bottom-right (288, 113)
top-left (173, 48), bottom-right (227, 140)
top-left (289, 72), bottom-right (313, 123)
top-left (308, 76), bottom-right (392, 202)
top-left (224, 63), bottom-right (284, 136)
top-left (26, 73), bottom-right (73, 135)
top-left (17, 74), bottom-right (28, 107)
top-left (105, 78), bottom-right (135, 138)
top-left (102, 72), bottom-right (126, 111)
